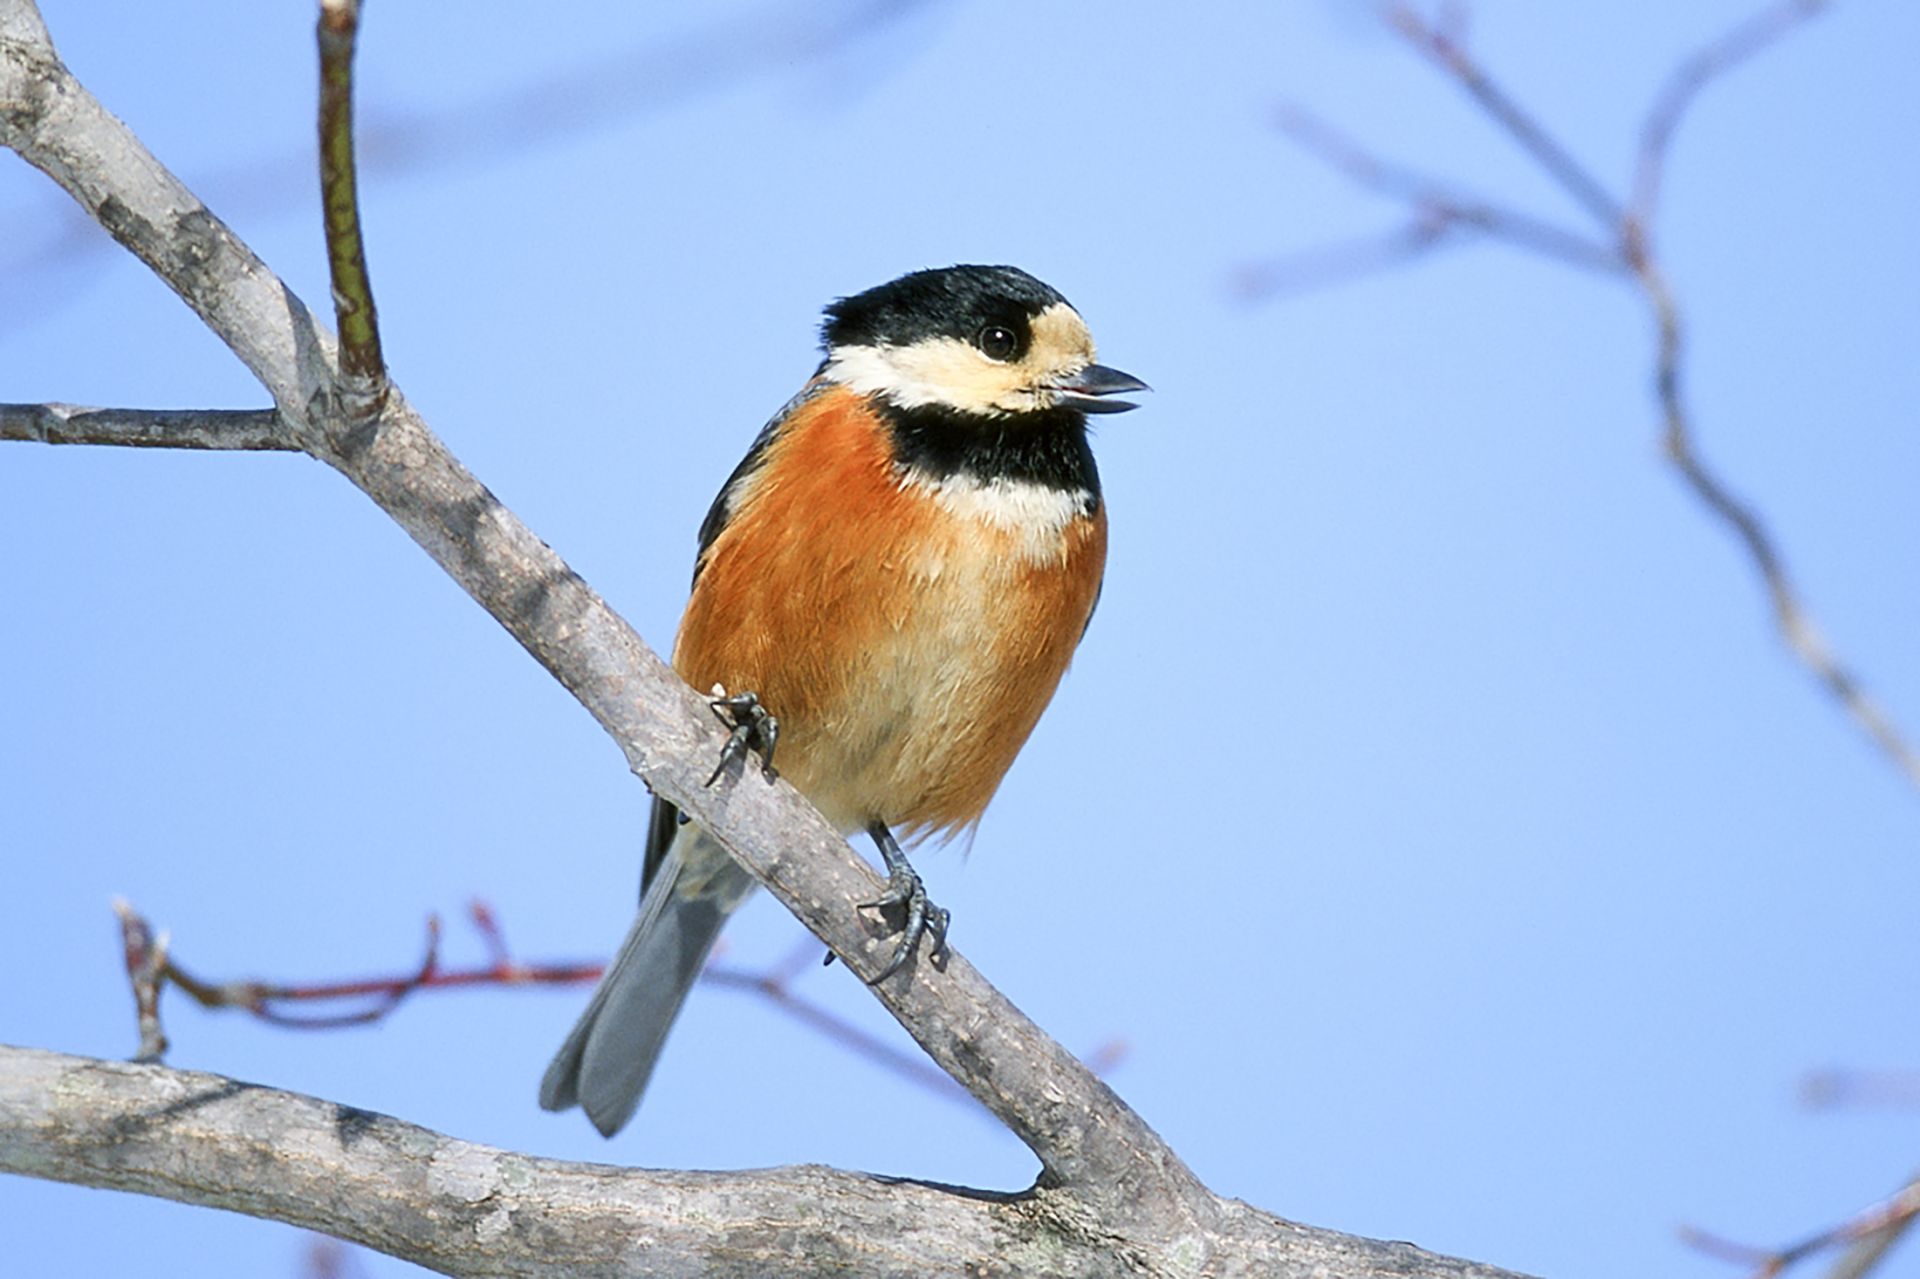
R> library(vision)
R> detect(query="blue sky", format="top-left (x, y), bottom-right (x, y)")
top-left (4, 2), bottom-right (1918, 1276)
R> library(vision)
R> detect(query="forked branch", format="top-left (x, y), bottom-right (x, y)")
top-left (1253, 1), bottom-right (1918, 790)
top-left (0, 2), bottom-right (1535, 1273)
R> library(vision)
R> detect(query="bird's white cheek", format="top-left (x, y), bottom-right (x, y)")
top-left (826, 341), bottom-right (1023, 416)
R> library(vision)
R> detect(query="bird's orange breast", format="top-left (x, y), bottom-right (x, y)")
top-left (673, 386), bottom-right (1106, 839)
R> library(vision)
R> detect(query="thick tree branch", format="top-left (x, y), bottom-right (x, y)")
top-left (0, 1045), bottom-right (1014, 1279)
top-left (0, 1045), bottom-right (1533, 1279)
top-left (0, 5), bottom-right (1549, 1274)
top-left (4, 0), bottom-right (1166, 1212)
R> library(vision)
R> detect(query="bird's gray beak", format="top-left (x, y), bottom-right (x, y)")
top-left (1053, 363), bottom-right (1150, 414)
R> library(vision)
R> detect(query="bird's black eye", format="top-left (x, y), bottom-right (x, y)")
top-left (977, 324), bottom-right (1019, 362)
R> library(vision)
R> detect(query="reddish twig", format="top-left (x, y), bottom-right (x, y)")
top-left (109, 900), bottom-right (1126, 1113)
top-left (1681, 1173), bottom-right (1920, 1279)
top-left (164, 913), bottom-right (448, 1030)
top-left (146, 901), bottom-right (593, 1024)
top-left (467, 898), bottom-right (518, 974)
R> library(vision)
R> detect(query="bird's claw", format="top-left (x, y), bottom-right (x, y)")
top-left (860, 857), bottom-right (950, 984)
top-left (705, 689), bottom-right (778, 787)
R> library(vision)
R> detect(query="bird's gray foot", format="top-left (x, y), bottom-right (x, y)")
top-left (705, 689), bottom-right (778, 786)
top-left (860, 822), bottom-right (950, 984)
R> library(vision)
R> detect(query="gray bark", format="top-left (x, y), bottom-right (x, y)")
top-left (0, 3), bottom-right (1536, 1274)
top-left (0, 1046), bottom-right (1529, 1278)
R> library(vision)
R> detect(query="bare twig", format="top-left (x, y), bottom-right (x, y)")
top-left (1823, 1174), bottom-right (1920, 1279)
top-left (110, 899), bottom-right (169, 1063)
top-left (0, 403), bottom-right (293, 450)
top-left (1383, 3), bottom-right (1624, 230)
top-left (1632, 0), bottom-right (1832, 236)
top-left (316, 0), bottom-right (386, 411)
top-left (467, 898), bottom-right (519, 973)
top-left (1273, 103), bottom-right (1623, 275)
top-left (170, 915), bottom-right (446, 1031)
top-left (1638, 262), bottom-right (1919, 784)
top-left (1681, 1172), bottom-right (1920, 1279)
top-left (105, 901), bottom-right (1126, 1114)
top-left (1619, 5), bottom-right (1918, 788)
top-left (1264, 1), bottom-right (1917, 789)
top-left (1678, 1224), bottom-right (1783, 1275)
top-left (116, 899), bottom-right (595, 1026)
top-left (1235, 214), bottom-right (1462, 300)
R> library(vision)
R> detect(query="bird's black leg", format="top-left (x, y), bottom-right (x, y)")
top-left (705, 690), bottom-right (779, 787)
top-left (859, 821), bottom-right (950, 984)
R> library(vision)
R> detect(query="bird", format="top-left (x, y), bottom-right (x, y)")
top-left (539, 264), bottom-right (1146, 1137)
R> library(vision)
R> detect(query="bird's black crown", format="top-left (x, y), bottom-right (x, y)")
top-left (821, 265), bottom-right (1072, 355)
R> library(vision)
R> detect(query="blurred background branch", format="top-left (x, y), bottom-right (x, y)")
top-left (1242, 6), bottom-right (1916, 1276)
top-left (1680, 1172), bottom-right (1920, 1279)
top-left (1244, 0), bottom-right (1920, 791)
top-left (0, 0), bottom-right (945, 334)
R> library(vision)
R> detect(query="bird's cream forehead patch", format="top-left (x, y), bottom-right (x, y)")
top-left (825, 301), bottom-right (1099, 416)
top-left (1026, 302), bottom-right (1096, 373)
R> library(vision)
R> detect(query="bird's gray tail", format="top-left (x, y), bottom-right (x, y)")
top-left (538, 825), bottom-right (755, 1136)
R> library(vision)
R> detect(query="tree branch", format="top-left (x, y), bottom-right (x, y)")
top-left (0, 1045), bottom-right (1533, 1279)
top-left (1260, 1), bottom-right (1920, 790)
top-left (1680, 1169), bottom-right (1920, 1279)
top-left (316, 0), bottom-right (386, 409)
top-left (0, 402), bottom-right (294, 450)
top-left (0, 1044), bottom-right (1015, 1279)
top-left (1384, 3), bottom-right (1625, 230)
top-left (1631, 0), bottom-right (1831, 235)
top-left (0, 4), bottom-right (1551, 1273)
top-left (5, 0), bottom-right (1165, 1210)
top-left (1271, 102), bottom-right (1623, 275)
